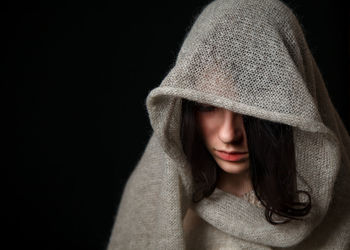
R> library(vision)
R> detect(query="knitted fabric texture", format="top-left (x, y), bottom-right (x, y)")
top-left (107, 0), bottom-right (350, 249)
top-left (183, 188), bottom-right (265, 249)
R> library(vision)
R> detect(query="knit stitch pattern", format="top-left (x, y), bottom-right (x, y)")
top-left (107, 0), bottom-right (350, 249)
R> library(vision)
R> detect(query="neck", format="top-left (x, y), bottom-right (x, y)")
top-left (216, 169), bottom-right (253, 197)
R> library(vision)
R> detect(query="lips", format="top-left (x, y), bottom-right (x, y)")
top-left (215, 150), bottom-right (249, 162)
top-left (219, 150), bottom-right (247, 154)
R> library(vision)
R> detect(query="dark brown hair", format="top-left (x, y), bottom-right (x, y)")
top-left (180, 98), bottom-right (311, 225)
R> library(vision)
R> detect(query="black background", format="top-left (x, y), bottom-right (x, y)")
top-left (8, 0), bottom-right (349, 249)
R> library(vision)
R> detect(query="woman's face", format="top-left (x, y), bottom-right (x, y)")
top-left (195, 103), bottom-right (250, 175)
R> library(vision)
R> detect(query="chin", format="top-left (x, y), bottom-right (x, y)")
top-left (216, 159), bottom-right (250, 174)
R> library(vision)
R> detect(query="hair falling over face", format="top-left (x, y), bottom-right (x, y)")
top-left (180, 98), bottom-right (312, 225)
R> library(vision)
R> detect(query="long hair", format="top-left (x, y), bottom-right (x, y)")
top-left (180, 98), bottom-right (311, 225)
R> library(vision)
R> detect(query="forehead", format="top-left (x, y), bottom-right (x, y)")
top-left (194, 101), bottom-right (244, 115)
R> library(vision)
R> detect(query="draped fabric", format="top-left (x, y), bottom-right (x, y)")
top-left (107, 0), bottom-right (350, 249)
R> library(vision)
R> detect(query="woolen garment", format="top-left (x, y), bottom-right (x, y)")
top-left (183, 189), bottom-right (266, 250)
top-left (107, 0), bottom-right (350, 249)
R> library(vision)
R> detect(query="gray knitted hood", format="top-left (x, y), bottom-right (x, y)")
top-left (108, 0), bottom-right (350, 249)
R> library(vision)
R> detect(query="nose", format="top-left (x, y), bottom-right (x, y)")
top-left (218, 110), bottom-right (242, 144)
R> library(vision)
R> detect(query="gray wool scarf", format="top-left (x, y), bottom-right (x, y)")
top-left (107, 0), bottom-right (350, 249)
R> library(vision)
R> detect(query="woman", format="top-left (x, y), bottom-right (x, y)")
top-left (107, 0), bottom-right (350, 249)
top-left (181, 99), bottom-right (310, 249)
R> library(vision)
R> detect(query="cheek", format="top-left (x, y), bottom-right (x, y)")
top-left (196, 115), bottom-right (217, 143)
